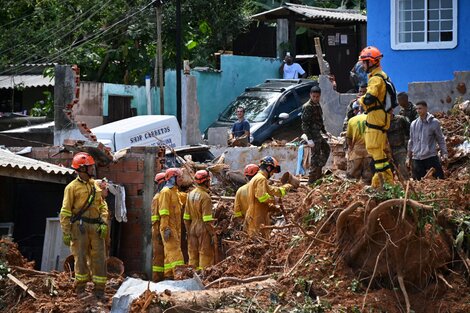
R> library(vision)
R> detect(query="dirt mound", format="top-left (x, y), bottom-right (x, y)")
top-left (0, 238), bottom-right (35, 269)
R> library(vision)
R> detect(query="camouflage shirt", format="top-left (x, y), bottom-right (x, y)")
top-left (301, 99), bottom-right (326, 141)
top-left (387, 114), bottom-right (410, 149)
top-left (399, 102), bottom-right (418, 123)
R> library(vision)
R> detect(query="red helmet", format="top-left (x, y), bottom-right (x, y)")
top-left (71, 152), bottom-right (95, 170)
top-left (244, 164), bottom-right (259, 177)
top-left (165, 168), bottom-right (182, 181)
top-left (194, 170), bottom-right (210, 184)
top-left (260, 156), bottom-right (281, 173)
top-left (154, 172), bottom-right (166, 184)
top-left (359, 46), bottom-right (383, 66)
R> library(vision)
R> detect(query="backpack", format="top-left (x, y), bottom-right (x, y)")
top-left (374, 73), bottom-right (398, 113)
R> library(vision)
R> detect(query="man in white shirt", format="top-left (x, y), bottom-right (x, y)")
top-left (279, 54), bottom-right (306, 79)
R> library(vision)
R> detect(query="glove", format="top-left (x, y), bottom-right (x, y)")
top-left (281, 184), bottom-right (293, 192)
top-left (405, 158), bottom-right (411, 169)
top-left (63, 233), bottom-right (71, 246)
top-left (163, 228), bottom-right (171, 241)
top-left (98, 224), bottom-right (108, 239)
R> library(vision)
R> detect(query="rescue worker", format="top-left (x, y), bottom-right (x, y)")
top-left (151, 172), bottom-right (166, 281)
top-left (233, 164), bottom-right (259, 227)
top-left (95, 178), bottom-right (111, 257)
top-left (245, 156), bottom-right (292, 238)
top-left (301, 86), bottom-right (331, 184)
top-left (183, 170), bottom-right (216, 270)
top-left (346, 113), bottom-right (373, 184)
top-left (158, 168), bottom-right (185, 279)
top-left (358, 46), bottom-right (394, 188)
top-left (387, 114), bottom-right (411, 180)
top-left (342, 84), bottom-right (367, 131)
top-left (397, 92), bottom-right (418, 122)
top-left (60, 152), bottom-right (108, 299)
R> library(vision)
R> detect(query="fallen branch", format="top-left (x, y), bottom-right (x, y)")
top-left (336, 201), bottom-right (363, 241)
top-left (260, 224), bottom-right (296, 230)
top-left (285, 239), bottom-right (315, 276)
top-left (397, 272), bottom-right (411, 313)
top-left (7, 273), bottom-right (38, 299)
top-left (10, 265), bottom-right (59, 277)
top-left (205, 274), bottom-right (272, 289)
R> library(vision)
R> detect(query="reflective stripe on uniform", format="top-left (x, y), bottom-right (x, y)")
top-left (258, 193), bottom-right (271, 203)
top-left (159, 209), bottom-right (170, 216)
top-left (196, 266), bottom-right (203, 270)
top-left (92, 275), bottom-right (107, 284)
top-left (183, 213), bottom-right (191, 220)
top-left (75, 273), bottom-right (89, 282)
top-left (99, 204), bottom-right (107, 210)
top-left (279, 187), bottom-right (286, 197)
top-left (151, 215), bottom-right (159, 222)
top-left (152, 265), bottom-right (165, 273)
top-left (233, 211), bottom-right (243, 218)
top-left (375, 161), bottom-right (390, 170)
top-left (60, 208), bottom-right (72, 217)
top-left (202, 215), bottom-right (214, 222)
top-left (164, 260), bottom-right (184, 270)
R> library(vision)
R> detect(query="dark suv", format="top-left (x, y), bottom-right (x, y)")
top-left (205, 79), bottom-right (318, 145)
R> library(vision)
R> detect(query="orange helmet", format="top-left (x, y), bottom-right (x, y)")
top-left (71, 152), bottom-right (95, 170)
top-left (244, 164), bottom-right (259, 177)
top-left (194, 170), bottom-right (211, 184)
top-left (359, 46), bottom-right (383, 66)
top-left (165, 168), bottom-right (182, 181)
top-left (260, 156), bottom-right (281, 173)
top-left (154, 172), bottom-right (166, 184)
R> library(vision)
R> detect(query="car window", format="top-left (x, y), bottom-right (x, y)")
top-left (219, 92), bottom-right (279, 123)
top-left (274, 92), bottom-right (297, 116)
top-left (296, 85), bottom-right (312, 105)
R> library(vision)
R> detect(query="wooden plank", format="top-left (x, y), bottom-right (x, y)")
top-left (7, 273), bottom-right (38, 299)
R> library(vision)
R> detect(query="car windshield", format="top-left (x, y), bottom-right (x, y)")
top-left (219, 92), bottom-right (279, 123)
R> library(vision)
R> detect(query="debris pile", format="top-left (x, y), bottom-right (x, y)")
top-left (0, 238), bottom-right (124, 312)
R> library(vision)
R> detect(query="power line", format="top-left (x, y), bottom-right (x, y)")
top-left (0, 0), bottom-right (156, 77)
top-left (0, 0), bottom-right (114, 63)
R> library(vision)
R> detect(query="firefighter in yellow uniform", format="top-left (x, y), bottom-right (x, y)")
top-left (151, 172), bottom-right (166, 281)
top-left (245, 156), bottom-right (292, 238)
top-left (158, 168), bottom-right (185, 279)
top-left (60, 152), bottom-right (108, 299)
top-left (184, 170), bottom-right (216, 270)
top-left (358, 46), bottom-right (394, 188)
top-left (233, 164), bottom-right (259, 228)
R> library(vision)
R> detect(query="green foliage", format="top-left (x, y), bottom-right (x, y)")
top-left (0, 260), bottom-right (10, 280)
top-left (31, 91), bottom-right (54, 118)
top-left (348, 278), bottom-right (361, 293)
top-left (304, 204), bottom-right (326, 225)
top-left (451, 212), bottom-right (470, 250)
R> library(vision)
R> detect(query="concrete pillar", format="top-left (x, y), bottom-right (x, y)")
top-left (53, 65), bottom-right (86, 146)
top-left (181, 75), bottom-right (202, 145)
top-left (276, 19), bottom-right (289, 58)
top-left (143, 146), bottom-right (157, 279)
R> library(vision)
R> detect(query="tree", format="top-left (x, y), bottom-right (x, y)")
top-left (0, 0), bottom-right (252, 85)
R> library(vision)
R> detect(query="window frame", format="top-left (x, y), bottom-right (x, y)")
top-left (390, 0), bottom-right (458, 50)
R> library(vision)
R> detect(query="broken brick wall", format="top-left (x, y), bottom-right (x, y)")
top-left (27, 146), bottom-right (165, 277)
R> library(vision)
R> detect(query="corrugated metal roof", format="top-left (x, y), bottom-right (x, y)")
top-left (0, 75), bottom-right (54, 89)
top-left (0, 148), bottom-right (74, 176)
top-left (251, 3), bottom-right (366, 23)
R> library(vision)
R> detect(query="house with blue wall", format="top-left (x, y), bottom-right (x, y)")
top-left (367, 0), bottom-right (470, 92)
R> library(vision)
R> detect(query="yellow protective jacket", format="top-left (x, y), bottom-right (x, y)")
top-left (59, 177), bottom-right (108, 235)
top-left (245, 171), bottom-right (287, 237)
top-left (233, 183), bottom-right (249, 218)
top-left (183, 186), bottom-right (214, 227)
top-left (359, 67), bottom-right (390, 131)
top-left (158, 186), bottom-right (182, 233)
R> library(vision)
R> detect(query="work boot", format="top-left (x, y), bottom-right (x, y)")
top-left (93, 288), bottom-right (106, 300)
top-left (75, 285), bottom-right (87, 298)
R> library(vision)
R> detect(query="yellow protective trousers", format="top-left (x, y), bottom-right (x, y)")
top-left (70, 221), bottom-right (107, 291)
top-left (188, 225), bottom-right (214, 270)
top-left (151, 220), bottom-right (164, 281)
top-left (364, 127), bottom-right (393, 188)
top-left (159, 230), bottom-right (184, 278)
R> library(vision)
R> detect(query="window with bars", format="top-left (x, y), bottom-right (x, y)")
top-left (391, 0), bottom-right (457, 49)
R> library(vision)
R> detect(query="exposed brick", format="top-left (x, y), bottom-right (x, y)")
top-left (127, 195), bottom-right (144, 209)
top-left (125, 184), bottom-right (145, 197)
top-left (116, 171), bottom-right (144, 184)
top-left (121, 159), bottom-right (139, 171)
top-left (29, 149), bottom-right (50, 159)
top-left (137, 160), bottom-right (145, 171)
top-left (130, 146), bottom-right (146, 154)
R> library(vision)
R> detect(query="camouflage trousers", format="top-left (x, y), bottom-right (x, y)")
top-left (309, 137), bottom-right (331, 182)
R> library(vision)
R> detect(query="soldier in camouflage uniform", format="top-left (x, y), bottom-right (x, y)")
top-left (397, 92), bottom-right (418, 122)
top-left (301, 86), bottom-right (331, 184)
top-left (387, 114), bottom-right (410, 180)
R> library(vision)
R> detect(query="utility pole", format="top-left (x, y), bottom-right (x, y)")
top-left (154, 1), bottom-right (164, 114)
top-left (175, 0), bottom-right (182, 124)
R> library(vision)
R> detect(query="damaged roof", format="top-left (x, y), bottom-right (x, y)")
top-left (251, 3), bottom-right (366, 23)
top-left (0, 75), bottom-right (54, 89)
top-left (0, 148), bottom-right (74, 184)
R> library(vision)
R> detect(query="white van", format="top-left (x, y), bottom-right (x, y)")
top-left (92, 115), bottom-right (182, 152)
